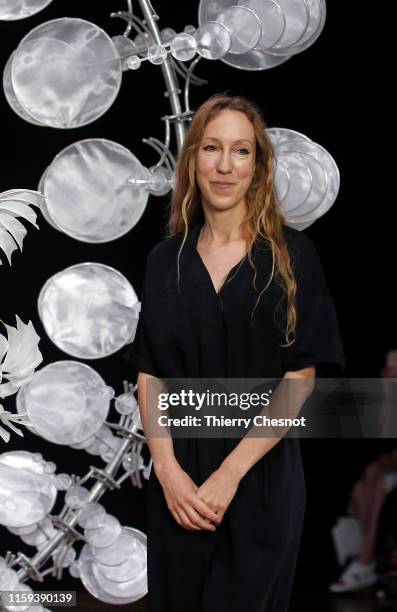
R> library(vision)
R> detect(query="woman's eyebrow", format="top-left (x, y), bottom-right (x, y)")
top-left (202, 137), bottom-right (254, 145)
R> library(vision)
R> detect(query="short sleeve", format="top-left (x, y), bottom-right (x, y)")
top-left (281, 231), bottom-right (346, 376)
top-left (124, 257), bottom-right (159, 377)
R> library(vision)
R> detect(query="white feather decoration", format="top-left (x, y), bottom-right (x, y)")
top-left (0, 189), bottom-right (44, 265)
top-left (0, 314), bottom-right (43, 398)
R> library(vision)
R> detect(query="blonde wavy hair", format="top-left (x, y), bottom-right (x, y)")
top-left (167, 94), bottom-right (297, 347)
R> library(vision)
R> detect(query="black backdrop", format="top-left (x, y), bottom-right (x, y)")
top-left (0, 0), bottom-right (395, 601)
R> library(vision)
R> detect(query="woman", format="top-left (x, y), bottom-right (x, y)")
top-left (130, 94), bottom-right (345, 611)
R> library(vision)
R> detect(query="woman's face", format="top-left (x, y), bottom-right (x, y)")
top-left (195, 109), bottom-right (256, 213)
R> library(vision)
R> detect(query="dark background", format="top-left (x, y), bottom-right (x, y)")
top-left (0, 0), bottom-right (394, 606)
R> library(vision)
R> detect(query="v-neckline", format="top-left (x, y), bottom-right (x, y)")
top-left (193, 224), bottom-right (247, 296)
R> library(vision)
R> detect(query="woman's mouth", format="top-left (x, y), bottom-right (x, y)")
top-left (211, 182), bottom-right (235, 189)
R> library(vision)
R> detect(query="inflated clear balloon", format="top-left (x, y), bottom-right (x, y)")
top-left (65, 485), bottom-right (90, 510)
top-left (69, 561), bottom-right (80, 578)
top-left (52, 543), bottom-right (76, 568)
top-left (11, 18), bottom-right (122, 128)
top-left (115, 392), bottom-right (138, 415)
top-left (18, 361), bottom-right (110, 444)
top-left (184, 25), bottom-right (197, 35)
top-left (91, 528), bottom-right (146, 597)
top-left (54, 473), bottom-right (72, 490)
top-left (43, 139), bottom-right (150, 243)
top-left (215, 6), bottom-right (262, 54)
top-left (126, 55), bottom-right (142, 70)
top-left (268, 0), bottom-right (326, 56)
top-left (36, 166), bottom-right (62, 232)
top-left (170, 33), bottom-right (197, 61)
top-left (267, 126), bottom-right (311, 148)
top-left (147, 166), bottom-right (173, 195)
top-left (275, 153), bottom-right (313, 213)
top-left (160, 27), bottom-right (176, 43)
top-left (38, 263), bottom-right (140, 359)
top-left (0, 451), bottom-right (57, 528)
top-left (276, 138), bottom-right (339, 222)
top-left (237, 0), bottom-right (286, 50)
top-left (91, 527), bottom-right (141, 567)
top-left (84, 514), bottom-right (121, 548)
top-left (195, 22), bottom-right (232, 60)
top-left (147, 44), bottom-right (168, 65)
top-left (198, 0), bottom-right (291, 70)
top-left (262, 0), bottom-right (310, 55)
top-left (7, 523), bottom-right (37, 536)
top-left (0, 0), bottom-right (53, 21)
top-left (79, 527), bottom-right (147, 603)
top-left (0, 567), bottom-right (19, 591)
top-left (20, 517), bottom-right (57, 546)
top-left (279, 150), bottom-right (327, 220)
top-left (0, 581), bottom-right (33, 611)
top-left (2, 51), bottom-right (42, 125)
top-left (76, 502), bottom-right (106, 530)
top-left (111, 35), bottom-right (139, 71)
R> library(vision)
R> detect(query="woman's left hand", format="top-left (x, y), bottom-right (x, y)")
top-left (196, 464), bottom-right (240, 524)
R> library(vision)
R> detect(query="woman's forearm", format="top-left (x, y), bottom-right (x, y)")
top-left (220, 367), bottom-right (315, 482)
top-left (137, 372), bottom-right (178, 474)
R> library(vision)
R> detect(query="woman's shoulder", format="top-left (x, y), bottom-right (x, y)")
top-left (281, 224), bottom-right (319, 262)
top-left (147, 230), bottom-right (184, 263)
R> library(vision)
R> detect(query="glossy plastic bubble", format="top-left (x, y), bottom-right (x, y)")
top-left (65, 485), bottom-right (90, 510)
top-left (147, 166), bottom-right (173, 195)
top-left (79, 538), bottom-right (147, 604)
top-left (265, 0), bottom-right (310, 55)
top-left (115, 392), bottom-right (138, 415)
top-left (20, 517), bottom-right (57, 546)
top-left (170, 33), bottom-right (197, 61)
top-left (51, 543), bottom-right (77, 568)
top-left (0, 451), bottom-right (57, 528)
top-left (0, 567), bottom-right (19, 591)
top-left (160, 28), bottom-right (176, 43)
top-left (267, 126), bottom-right (311, 148)
top-left (272, 0), bottom-right (326, 56)
top-left (276, 139), bottom-right (339, 222)
top-left (126, 55), bottom-right (141, 70)
top-left (195, 22), bottom-right (231, 60)
top-left (11, 18), bottom-right (122, 128)
top-left (76, 503), bottom-right (106, 529)
top-left (18, 361), bottom-right (110, 444)
top-left (92, 527), bottom-right (141, 567)
top-left (37, 263), bottom-right (140, 359)
top-left (91, 529), bottom-right (146, 597)
top-left (237, 0), bottom-right (286, 50)
top-left (147, 44), bottom-right (168, 65)
top-left (198, 0), bottom-right (291, 70)
top-left (215, 6), bottom-right (262, 54)
top-left (43, 139), bottom-right (150, 243)
top-left (0, 0), bottom-right (53, 21)
top-left (2, 52), bottom-right (42, 125)
top-left (275, 153), bottom-right (313, 212)
top-left (111, 35), bottom-right (139, 71)
top-left (280, 150), bottom-right (327, 219)
top-left (85, 514), bottom-right (121, 548)
top-left (0, 582), bottom-right (33, 611)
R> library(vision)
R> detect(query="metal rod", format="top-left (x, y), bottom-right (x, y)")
top-left (136, 0), bottom-right (186, 151)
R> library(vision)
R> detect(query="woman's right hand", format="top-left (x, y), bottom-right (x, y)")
top-left (155, 461), bottom-right (220, 532)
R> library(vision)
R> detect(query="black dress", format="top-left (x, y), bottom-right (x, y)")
top-left (129, 221), bottom-right (345, 612)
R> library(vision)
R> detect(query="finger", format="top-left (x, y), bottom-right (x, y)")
top-left (185, 506), bottom-right (216, 531)
top-left (178, 508), bottom-right (201, 531)
top-left (192, 497), bottom-right (221, 523)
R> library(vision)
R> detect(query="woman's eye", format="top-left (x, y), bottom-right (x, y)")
top-left (236, 148), bottom-right (250, 155)
top-left (203, 144), bottom-right (216, 151)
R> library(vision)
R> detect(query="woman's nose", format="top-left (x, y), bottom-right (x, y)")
top-left (216, 152), bottom-right (233, 173)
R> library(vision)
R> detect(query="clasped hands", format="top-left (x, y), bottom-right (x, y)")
top-left (155, 460), bottom-right (240, 532)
